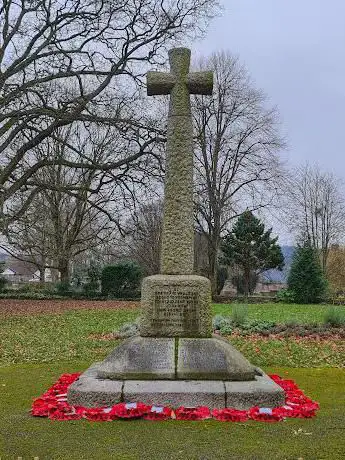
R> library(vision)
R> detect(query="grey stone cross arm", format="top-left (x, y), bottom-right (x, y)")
top-left (146, 48), bottom-right (213, 275)
top-left (147, 48), bottom-right (213, 116)
top-left (147, 69), bottom-right (213, 96)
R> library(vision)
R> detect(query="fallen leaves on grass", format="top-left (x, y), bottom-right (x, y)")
top-left (0, 309), bottom-right (138, 364)
top-left (229, 335), bottom-right (345, 368)
top-left (0, 299), bottom-right (139, 316)
top-left (87, 333), bottom-right (116, 341)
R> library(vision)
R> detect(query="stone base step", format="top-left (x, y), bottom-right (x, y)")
top-left (67, 363), bottom-right (285, 410)
top-left (96, 335), bottom-right (256, 381)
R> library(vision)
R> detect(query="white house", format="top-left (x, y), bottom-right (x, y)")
top-left (1, 258), bottom-right (52, 284)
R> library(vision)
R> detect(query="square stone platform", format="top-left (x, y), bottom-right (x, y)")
top-left (67, 363), bottom-right (285, 409)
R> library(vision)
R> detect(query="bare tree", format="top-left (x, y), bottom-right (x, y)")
top-left (0, 0), bottom-right (218, 227)
top-left (192, 51), bottom-right (285, 292)
top-left (2, 196), bottom-right (53, 282)
top-left (3, 128), bottom-right (122, 283)
top-left (4, 183), bottom-right (116, 284)
top-left (284, 164), bottom-right (345, 272)
top-left (124, 201), bottom-right (163, 276)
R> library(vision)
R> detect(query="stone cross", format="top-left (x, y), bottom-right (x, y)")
top-left (147, 48), bottom-right (213, 275)
top-left (68, 50), bottom-right (276, 402)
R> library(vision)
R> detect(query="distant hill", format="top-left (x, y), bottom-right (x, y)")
top-left (261, 245), bottom-right (295, 283)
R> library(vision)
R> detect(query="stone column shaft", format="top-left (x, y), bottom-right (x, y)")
top-left (161, 79), bottom-right (194, 274)
top-left (147, 48), bottom-right (212, 275)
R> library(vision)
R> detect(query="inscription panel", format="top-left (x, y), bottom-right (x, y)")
top-left (151, 287), bottom-right (200, 333)
top-left (140, 274), bottom-right (212, 338)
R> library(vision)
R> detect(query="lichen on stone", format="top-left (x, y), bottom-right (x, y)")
top-left (146, 47), bottom-right (213, 276)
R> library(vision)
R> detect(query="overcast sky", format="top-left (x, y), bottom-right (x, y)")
top-left (194, 0), bottom-right (345, 178)
top-left (193, 0), bottom-right (345, 244)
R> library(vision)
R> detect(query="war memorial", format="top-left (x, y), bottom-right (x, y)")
top-left (67, 47), bottom-right (284, 410)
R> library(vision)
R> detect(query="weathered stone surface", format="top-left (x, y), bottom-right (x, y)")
top-left (123, 380), bottom-right (225, 408)
top-left (177, 336), bottom-right (256, 380)
top-left (161, 114), bottom-right (194, 274)
top-left (187, 71), bottom-right (213, 95)
top-left (96, 337), bottom-right (175, 380)
top-left (67, 363), bottom-right (123, 407)
top-left (140, 274), bottom-right (212, 337)
top-left (147, 47), bottom-right (213, 275)
top-left (225, 373), bottom-right (285, 409)
top-left (67, 363), bottom-right (282, 409)
top-left (147, 71), bottom-right (175, 95)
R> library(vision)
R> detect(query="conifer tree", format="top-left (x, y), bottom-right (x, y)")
top-left (221, 211), bottom-right (284, 295)
top-left (288, 241), bottom-right (327, 303)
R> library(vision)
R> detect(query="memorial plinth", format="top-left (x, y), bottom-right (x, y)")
top-left (140, 275), bottom-right (212, 337)
top-left (68, 364), bottom-right (284, 409)
top-left (95, 334), bottom-right (256, 381)
top-left (97, 337), bottom-right (175, 380)
top-left (67, 47), bottom-right (284, 410)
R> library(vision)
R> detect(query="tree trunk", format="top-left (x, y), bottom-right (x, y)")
top-left (321, 247), bottom-right (328, 274)
top-left (209, 249), bottom-right (217, 295)
top-left (207, 231), bottom-right (220, 296)
top-left (243, 268), bottom-right (251, 297)
top-left (39, 266), bottom-right (45, 283)
top-left (59, 259), bottom-right (70, 284)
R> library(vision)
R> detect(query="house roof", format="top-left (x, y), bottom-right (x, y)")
top-left (3, 257), bottom-right (38, 276)
top-left (2, 268), bottom-right (16, 275)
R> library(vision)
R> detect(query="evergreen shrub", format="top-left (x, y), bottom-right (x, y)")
top-left (101, 261), bottom-right (142, 298)
top-left (288, 242), bottom-right (327, 304)
top-left (276, 288), bottom-right (296, 303)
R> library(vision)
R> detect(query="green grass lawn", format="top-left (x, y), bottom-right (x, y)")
top-left (0, 309), bottom-right (137, 364)
top-left (1, 364), bottom-right (344, 460)
top-left (213, 302), bottom-right (345, 324)
top-left (1, 304), bottom-right (344, 367)
top-left (1, 303), bottom-right (345, 459)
